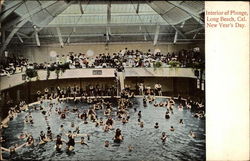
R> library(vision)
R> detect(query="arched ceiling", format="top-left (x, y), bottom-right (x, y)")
top-left (0, 0), bottom-right (204, 52)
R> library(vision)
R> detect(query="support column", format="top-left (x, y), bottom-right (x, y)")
top-left (118, 72), bottom-right (125, 90)
top-left (115, 71), bottom-right (125, 96)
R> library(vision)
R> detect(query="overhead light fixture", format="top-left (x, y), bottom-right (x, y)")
top-left (180, 21), bottom-right (185, 28)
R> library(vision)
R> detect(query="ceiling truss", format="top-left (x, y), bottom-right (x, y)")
top-left (0, 0), bottom-right (204, 49)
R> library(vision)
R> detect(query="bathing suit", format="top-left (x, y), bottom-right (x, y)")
top-left (56, 139), bottom-right (63, 145)
top-left (27, 137), bottom-right (34, 144)
top-left (68, 138), bottom-right (75, 146)
top-left (61, 114), bottom-right (66, 119)
top-left (114, 133), bottom-right (123, 143)
top-left (161, 136), bottom-right (166, 142)
top-left (9, 148), bottom-right (16, 155)
top-left (88, 110), bottom-right (94, 115)
top-left (114, 139), bottom-right (122, 143)
top-left (47, 130), bottom-right (52, 139)
top-left (40, 134), bottom-right (46, 141)
top-left (106, 119), bottom-right (113, 125)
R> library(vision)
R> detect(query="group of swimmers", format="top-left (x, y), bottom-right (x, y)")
top-left (0, 88), bottom-right (205, 160)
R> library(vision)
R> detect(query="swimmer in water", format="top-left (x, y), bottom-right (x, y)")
top-left (189, 130), bottom-right (196, 138)
top-left (169, 97), bottom-right (175, 105)
top-left (1, 143), bottom-right (26, 155)
top-left (154, 122), bottom-right (159, 129)
top-left (186, 103), bottom-right (192, 109)
top-left (159, 101), bottom-right (164, 107)
top-left (74, 126), bottom-right (80, 134)
top-left (65, 131), bottom-right (75, 151)
top-left (122, 117), bottom-right (128, 124)
top-left (103, 125), bottom-right (109, 132)
top-left (61, 113), bottom-right (66, 119)
top-left (72, 106), bottom-right (78, 112)
top-left (170, 126), bottom-right (175, 131)
top-left (104, 108), bottom-right (111, 116)
top-left (178, 104), bottom-right (183, 111)
top-left (128, 145), bottom-right (134, 152)
top-left (99, 118), bottom-right (104, 126)
top-left (47, 126), bottom-right (53, 140)
top-left (106, 117), bottom-right (114, 129)
top-left (126, 116), bottom-right (130, 121)
top-left (113, 128), bottom-right (124, 143)
top-left (104, 140), bottom-right (109, 147)
top-left (169, 106), bottom-right (174, 114)
top-left (165, 111), bottom-right (170, 119)
top-left (143, 97), bottom-right (147, 107)
top-left (179, 119), bottom-right (184, 124)
top-left (39, 131), bottom-right (49, 144)
top-left (138, 111), bottom-right (142, 119)
top-left (59, 125), bottom-right (65, 135)
top-left (153, 101), bottom-right (159, 107)
top-left (87, 134), bottom-right (90, 141)
top-left (71, 122), bottom-right (75, 128)
top-left (95, 121), bottom-right (100, 127)
top-left (161, 132), bottom-right (167, 143)
top-left (19, 132), bottom-right (28, 139)
top-left (53, 135), bottom-right (66, 151)
top-left (26, 135), bottom-right (35, 146)
top-left (65, 131), bottom-right (89, 148)
top-left (29, 115), bottom-right (34, 124)
top-left (139, 121), bottom-right (144, 128)
top-left (83, 119), bottom-right (88, 124)
top-left (24, 116), bottom-right (29, 123)
top-left (76, 137), bottom-right (89, 146)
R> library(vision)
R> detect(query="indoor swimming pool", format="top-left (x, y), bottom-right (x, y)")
top-left (2, 97), bottom-right (205, 161)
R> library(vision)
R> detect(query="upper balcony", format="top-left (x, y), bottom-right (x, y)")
top-left (0, 67), bottom-right (199, 91)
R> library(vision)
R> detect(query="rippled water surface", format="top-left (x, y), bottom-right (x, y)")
top-left (2, 98), bottom-right (205, 161)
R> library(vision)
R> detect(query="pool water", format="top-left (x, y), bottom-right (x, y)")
top-left (2, 98), bottom-right (205, 161)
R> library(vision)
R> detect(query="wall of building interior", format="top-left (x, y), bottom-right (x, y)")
top-left (6, 42), bottom-right (204, 63)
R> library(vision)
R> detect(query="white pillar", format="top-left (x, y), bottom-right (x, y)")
top-left (117, 72), bottom-right (125, 90)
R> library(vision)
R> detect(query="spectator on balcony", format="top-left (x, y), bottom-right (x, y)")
top-left (60, 55), bottom-right (66, 64)
top-left (56, 55), bottom-right (60, 64)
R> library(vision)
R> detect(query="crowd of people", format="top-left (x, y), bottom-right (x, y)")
top-left (0, 56), bottom-right (28, 77)
top-left (135, 83), bottom-right (163, 96)
top-left (0, 83), bottom-right (205, 160)
top-left (36, 84), bottom-right (119, 99)
top-left (0, 48), bottom-right (203, 77)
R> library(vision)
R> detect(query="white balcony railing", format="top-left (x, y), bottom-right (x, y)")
top-left (0, 68), bottom-right (197, 91)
